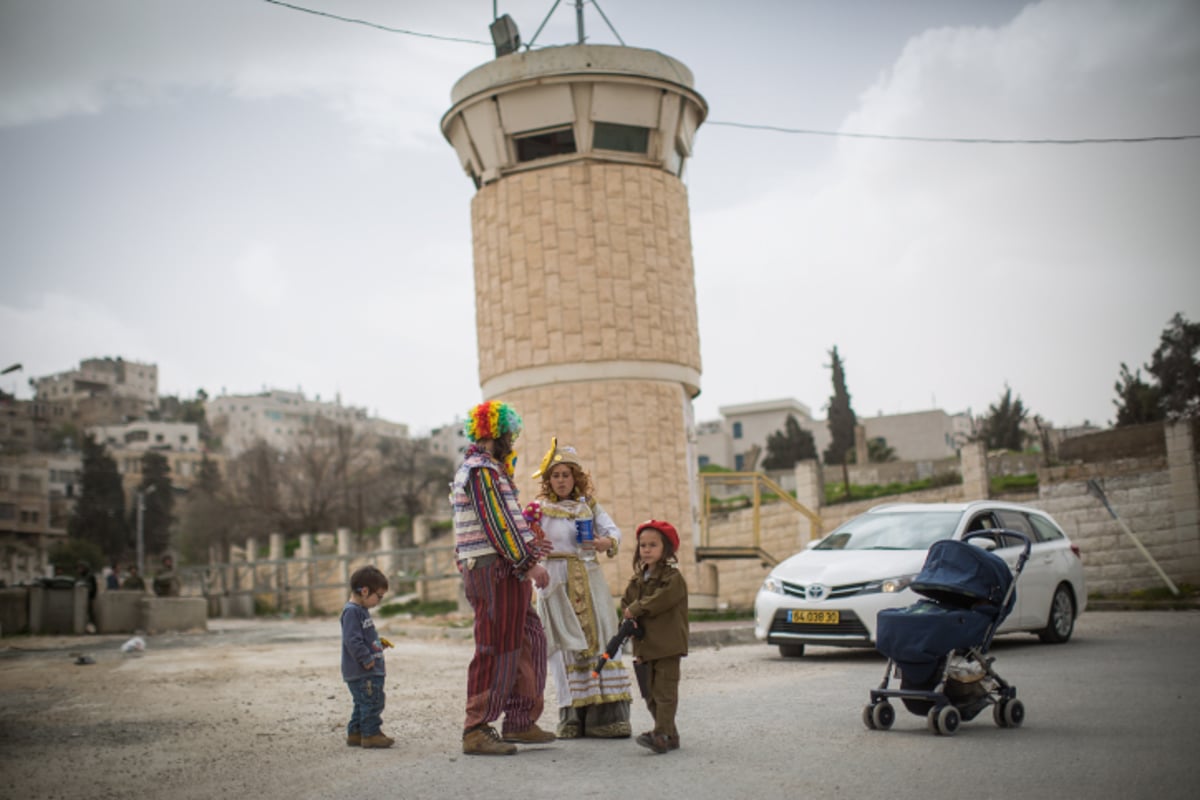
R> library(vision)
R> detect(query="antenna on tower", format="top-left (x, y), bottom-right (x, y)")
top-left (523, 0), bottom-right (625, 51)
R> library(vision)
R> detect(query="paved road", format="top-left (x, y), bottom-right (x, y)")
top-left (351, 610), bottom-right (1199, 799)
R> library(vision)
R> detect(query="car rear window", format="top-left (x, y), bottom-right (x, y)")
top-left (1027, 513), bottom-right (1066, 543)
top-left (815, 511), bottom-right (960, 551)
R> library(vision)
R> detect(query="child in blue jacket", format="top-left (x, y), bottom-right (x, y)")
top-left (341, 565), bottom-right (393, 748)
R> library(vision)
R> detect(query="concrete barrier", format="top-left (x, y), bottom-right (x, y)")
top-left (96, 590), bottom-right (148, 634)
top-left (1, 587), bottom-right (209, 636)
top-left (141, 597), bottom-right (207, 634)
top-left (30, 584), bottom-right (88, 635)
top-left (0, 587), bottom-right (29, 635)
top-left (218, 594), bottom-right (255, 618)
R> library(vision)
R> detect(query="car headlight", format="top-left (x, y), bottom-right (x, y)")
top-left (859, 574), bottom-right (917, 595)
top-left (760, 575), bottom-right (784, 595)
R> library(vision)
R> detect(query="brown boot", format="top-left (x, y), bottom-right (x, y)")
top-left (346, 732), bottom-right (361, 747)
top-left (502, 723), bottom-right (556, 744)
top-left (636, 731), bottom-right (669, 754)
top-left (463, 725), bottom-right (517, 755)
top-left (360, 732), bottom-right (394, 749)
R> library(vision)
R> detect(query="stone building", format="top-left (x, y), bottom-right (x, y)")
top-left (441, 41), bottom-right (707, 588)
top-left (32, 357), bottom-right (158, 427)
top-left (206, 389), bottom-right (408, 458)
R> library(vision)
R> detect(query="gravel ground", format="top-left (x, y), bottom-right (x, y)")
top-left (0, 617), bottom-right (469, 800)
top-left (0, 615), bottom-right (755, 799)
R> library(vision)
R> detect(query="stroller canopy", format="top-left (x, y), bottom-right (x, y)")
top-left (911, 538), bottom-right (1014, 618)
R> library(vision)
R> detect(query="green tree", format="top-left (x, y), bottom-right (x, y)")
top-left (156, 389), bottom-right (215, 444)
top-left (48, 538), bottom-right (105, 575)
top-left (68, 434), bottom-right (128, 561)
top-left (1112, 363), bottom-right (1162, 426)
top-left (976, 385), bottom-right (1028, 451)
top-left (178, 453), bottom-right (234, 563)
top-left (762, 414), bottom-right (818, 469)
top-left (1147, 312), bottom-right (1200, 419)
top-left (823, 346), bottom-right (858, 466)
top-left (137, 451), bottom-right (175, 556)
top-left (867, 437), bottom-right (897, 463)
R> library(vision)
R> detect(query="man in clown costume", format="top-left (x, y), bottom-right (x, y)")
top-left (451, 400), bottom-right (556, 755)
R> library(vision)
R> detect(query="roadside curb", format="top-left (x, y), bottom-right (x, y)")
top-left (1087, 598), bottom-right (1200, 612)
top-left (689, 624), bottom-right (757, 648)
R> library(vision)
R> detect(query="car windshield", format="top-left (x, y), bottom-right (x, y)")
top-left (814, 511), bottom-right (960, 551)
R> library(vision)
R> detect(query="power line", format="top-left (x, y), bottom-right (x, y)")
top-left (261, 1), bottom-right (1200, 147)
top-left (706, 120), bottom-right (1200, 145)
top-left (261, 0), bottom-right (492, 46)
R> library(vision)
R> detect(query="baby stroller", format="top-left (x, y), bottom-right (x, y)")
top-left (863, 530), bottom-right (1030, 735)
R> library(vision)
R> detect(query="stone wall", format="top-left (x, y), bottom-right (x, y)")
top-left (699, 424), bottom-right (1199, 607)
top-left (1031, 419), bottom-right (1199, 595)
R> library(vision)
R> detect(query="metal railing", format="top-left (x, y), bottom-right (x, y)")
top-left (698, 472), bottom-right (822, 567)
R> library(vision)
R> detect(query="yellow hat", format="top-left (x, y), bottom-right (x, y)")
top-left (532, 437), bottom-right (584, 479)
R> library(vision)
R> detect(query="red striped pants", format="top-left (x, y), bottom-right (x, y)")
top-left (462, 557), bottom-right (547, 733)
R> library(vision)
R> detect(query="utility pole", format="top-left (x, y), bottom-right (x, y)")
top-left (136, 484), bottom-right (157, 576)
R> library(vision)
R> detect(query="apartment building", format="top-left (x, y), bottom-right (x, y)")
top-left (701, 399), bottom-right (821, 471)
top-left (697, 398), bottom-right (971, 471)
top-left (0, 452), bottom-right (80, 579)
top-left (32, 357), bottom-right (158, 427)
top-left (86, 419), bottom-right (222, 502)
top-left (206, 389), bottom-right (409, 458)
top-left (90, 421), bottom-right (200, 454)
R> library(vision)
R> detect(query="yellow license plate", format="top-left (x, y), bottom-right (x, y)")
top-left (789, 609), bottom-right (839, 624)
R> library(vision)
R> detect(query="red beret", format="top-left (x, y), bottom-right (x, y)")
top-left (636, 519), bottom-right (680, 553)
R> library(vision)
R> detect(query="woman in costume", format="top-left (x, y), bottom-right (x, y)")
top-left (528, 438), bottom-right (633, 739)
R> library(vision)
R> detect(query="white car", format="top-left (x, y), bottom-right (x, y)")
top-left (754, 501), bottom-right (1087, 657)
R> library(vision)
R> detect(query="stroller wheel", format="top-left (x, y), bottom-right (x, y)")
top-left (870, 702), bottom-right (895, 731)
top-left (994, 698), bottom-right (1025, 728)
top-left (862, 705), bottom-right (876, 730)
top-left (932, 705), bottom-right (961, 736)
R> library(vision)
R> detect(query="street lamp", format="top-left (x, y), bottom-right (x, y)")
top-left (136, 484), bottom-right (157, 576)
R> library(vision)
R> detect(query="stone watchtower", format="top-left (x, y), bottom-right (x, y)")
top-left (441, 42), bottom-right (707, 587)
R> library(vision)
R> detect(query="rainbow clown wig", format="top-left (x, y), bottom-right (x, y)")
top-left (464, 401), bottom-right (523, 443)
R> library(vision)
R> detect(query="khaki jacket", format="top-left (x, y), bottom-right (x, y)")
top-left (621, 563), bottom-right (689, 661)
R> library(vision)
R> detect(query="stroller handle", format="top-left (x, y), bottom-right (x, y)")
top-left (962, 529), bottom-right (1031, 578)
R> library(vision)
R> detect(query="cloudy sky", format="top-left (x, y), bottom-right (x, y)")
top-left (2, 0), bottom-right (1197, 434)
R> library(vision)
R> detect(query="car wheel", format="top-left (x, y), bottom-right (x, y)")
top-left (778, 643), bottom-right (805, 658)
top-left (1037, 584), bottom-right (1075, 643)
top-left (871, 702), bottom-right (895, 731)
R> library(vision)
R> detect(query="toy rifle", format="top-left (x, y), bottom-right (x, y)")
top-left (592, 617), bottom-right (643, 678)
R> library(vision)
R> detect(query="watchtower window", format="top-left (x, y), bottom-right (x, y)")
top-left (594, 122), bottom-right (650, 154)
top-left (515, 127), bottom-right (576, 162)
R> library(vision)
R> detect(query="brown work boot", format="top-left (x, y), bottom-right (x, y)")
top-left (636, 731), bottom-right (669, 754)
top-left (502, 723), bottom-right (557, 744)
top-left (360, 732), bottom-right (394, 749)
top-left (463, 725), bottom-right (517, 755)
top-left (346, 732), bottom-right (361, 747)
